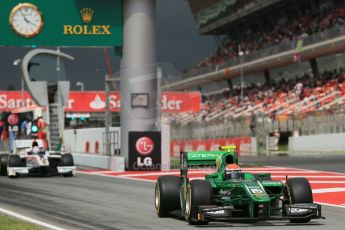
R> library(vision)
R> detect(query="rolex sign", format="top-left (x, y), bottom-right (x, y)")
top-left (63, 8), bottom-right (112, 35)
top-left (0, 0), bottom-right (123, 46)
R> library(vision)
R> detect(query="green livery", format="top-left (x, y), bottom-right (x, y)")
top-left (155, 146), bottom-right (323, 224)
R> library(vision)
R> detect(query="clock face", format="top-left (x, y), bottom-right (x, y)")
top-left (9, 3), bottom-right (43, 38)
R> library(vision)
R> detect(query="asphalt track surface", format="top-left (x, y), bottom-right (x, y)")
top-left (240, 155), bottom-right (345, 173)
top-left (0, 155), bottom-right (344, 230)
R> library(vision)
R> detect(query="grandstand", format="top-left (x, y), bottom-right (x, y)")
top-left (164, 0), bottom-right (345, 154)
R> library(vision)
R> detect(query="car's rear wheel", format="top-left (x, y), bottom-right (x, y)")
top-left (61, 153), bottom-right (74, 166)
top-left (286, 177), bottom-right (313, 223)
top-left (8, 155), bottom-right (22, 178)
top-left (185, 180), bottom-right (212, 225)
top-left (155, 176), bottom-right (181, 217)
top-left (61, 154), bottom-right (74, 177)
top-left (0, 154), bottom-right (9, 176)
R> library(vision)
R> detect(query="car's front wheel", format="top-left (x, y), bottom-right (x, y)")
top-left (286, 177), bottom-right (313, 223)
top-left (0, 154), bottom-right (9, 176)
top-left (155, 176), bottom-right (180, 217)
top-left (185, 180), bottom-right (212, 225)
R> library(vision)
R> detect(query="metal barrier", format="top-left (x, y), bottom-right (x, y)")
top-left (171, 117), bottom-right (252, 140)
top-left (170, 109), bottom-right (345, 155)
top-left (297, 111), bottom-right (345, 136)
top-left (102, 130), bottom-right (120, 156)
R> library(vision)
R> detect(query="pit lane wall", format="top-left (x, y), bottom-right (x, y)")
top-left (170, 137), bottom-right (257, 157)
top-left (63, 127), bottom-right (121, 154)
top-left (63, 125), bottom-right (171, 171)
top-left (289, 133), bottom-right (345, 154)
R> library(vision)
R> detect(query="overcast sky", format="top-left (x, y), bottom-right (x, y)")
top-left (0, 0), bottom-right (216, 91)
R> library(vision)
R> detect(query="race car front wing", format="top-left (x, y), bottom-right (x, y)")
top-left (197, 203), bottom-right (324, 222)
top-left (57, 166), bottom-right (76, 175)
top-left (7, 167), bottom-right (30, 177)
top-left (7, 166), bottom-right (76, 177)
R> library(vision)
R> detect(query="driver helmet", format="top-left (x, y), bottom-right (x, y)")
top-left (224, 164), bottom-right (242, 180)
top-left (32, 141), bottom-right (39, 154)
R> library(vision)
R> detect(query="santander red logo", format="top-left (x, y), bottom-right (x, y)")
top-left (136, 137), bottom-right (154, 155)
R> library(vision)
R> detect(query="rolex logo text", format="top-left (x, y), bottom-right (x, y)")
top-left (63, 8), bottom-right (112, 35)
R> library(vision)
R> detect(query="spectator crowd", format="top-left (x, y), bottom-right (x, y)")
top-left (189, 0), bottom-right (345, 72)
top-left (167, 68), bottom-right (345, 125)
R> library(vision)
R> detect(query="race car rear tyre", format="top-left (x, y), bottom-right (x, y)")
top-left (8, 155), bottom-right (22, 178)
top-left (286, 177), bottom-right (313, 223)
top-left (61, 154), bottom-right (74, 166)
top-left (155, 176), bottom-right (181, 217)
top-left (8, 155), bottom-right (22, 167)
top-left (185, 180), bottom-right (212, 225)
top-left (0, 154), bottom-right (9, 176)
top-left (61, 154), bottom-right (74, 177)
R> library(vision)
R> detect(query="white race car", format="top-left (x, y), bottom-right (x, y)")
top-left (0, 140), bottom-right (76, 178)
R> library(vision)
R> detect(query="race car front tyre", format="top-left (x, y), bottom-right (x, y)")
top-left (8, 155), bottom-right (22, 178)
top-left (0, 154), bottom-right (9, 176)
top-left (185, 180), bottom-right (212, 225)
top-left (286, 177), bottom-right (313, 223)
top-left (61, 154), bottom-right (74, 177)
top-left (155, 176), bottom-right (181, 217)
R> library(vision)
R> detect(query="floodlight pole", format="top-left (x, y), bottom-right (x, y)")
top-left (76, 81), bottom-right (85, 91)
top-left (239, 44), bottom-right (244, 101)
top-left (13, 59), bottom-right (25, 108)
top-left (105, 75), bottom-right (111, 156)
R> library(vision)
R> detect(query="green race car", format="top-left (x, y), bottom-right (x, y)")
top-left (155, 146), bottom-right (324, 224)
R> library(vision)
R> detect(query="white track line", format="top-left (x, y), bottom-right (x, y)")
top-left (312, 188), bottom-right (345, 193)
top-left (122, 171), bottom-right (214, 177)
top-left (77, 171), bottom-right (155, 183)
top-left (278, 181), bottom-right (345, 184)
top-left (0, 208), bottom-right (66, 230)
top-left (83, 170), bottom-right (114, 174)
top-left (267, 166), bottom-right (345, 175)
top-left (271, 176), bottom-right (345, 178)
top-left (243, 171), bottom-right (325, 173)
top-left (305, 181), bottom-right (345, 184)
top-left (316, 202), bottom-right (345, 209)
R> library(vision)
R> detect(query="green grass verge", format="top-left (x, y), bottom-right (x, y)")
top-left (0, 214), bottom-right (42, 230)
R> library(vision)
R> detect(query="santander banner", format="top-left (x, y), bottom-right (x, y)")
top-left (0, 91), bottom-right (201, 113)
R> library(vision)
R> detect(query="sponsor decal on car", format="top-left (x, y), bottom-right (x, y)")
top-left (206, 210), bottom-right (225, 215)
top-left (218, 189), bottom-right (232, 196)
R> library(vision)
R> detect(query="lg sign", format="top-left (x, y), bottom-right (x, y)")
top-left (129, 132), bottom-right (161, 170)
top-left (7, 114), bottom-right (19, 126)
top-left (136, 137), bottom-right (154, 167)
top-left (136, 137), bottom-right (154, 155)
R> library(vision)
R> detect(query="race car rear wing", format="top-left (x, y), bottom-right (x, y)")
top-left (180, 146), bottom-right (237, 166)
top-left (180, 146), bottom-right (238, 178)
top-left (182, 151), bottom-right (224, 166)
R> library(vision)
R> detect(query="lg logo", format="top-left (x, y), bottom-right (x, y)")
top-left (7, 114), bottom-right (19, 126)
top-left (136, 137), bottom-right (154, 155)
top-left (136, 137), bottom-right (154, 167)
